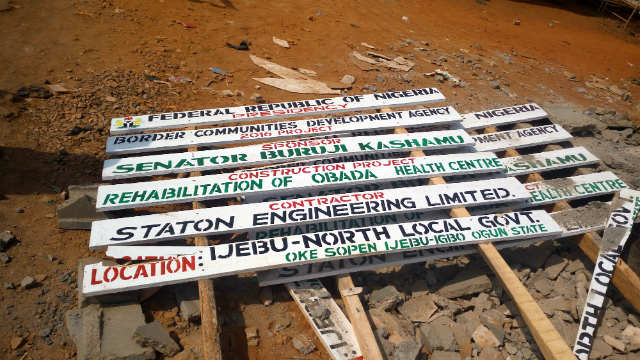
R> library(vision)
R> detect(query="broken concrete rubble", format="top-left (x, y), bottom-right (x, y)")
top-left (437, 269), bottom-right (492, 299)
top-left (174, 282), bottom-right (201, 322)
top-left (134, 321), bottom-right (181, 356)
top-left (368, 285), bottom-right (404, 311)
top-left (57, 184), bottom-right (113, 229)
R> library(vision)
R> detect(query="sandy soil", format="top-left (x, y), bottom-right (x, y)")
top-left (0, 0), bottom-right (639, 359)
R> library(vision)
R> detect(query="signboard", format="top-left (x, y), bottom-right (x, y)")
top-left (472, 124), bottom-right (572, 152)
top-left (469, 171), bottom-right (627, 215)
top-left (106, 107), bottom-right (462, 155)
top-left (83, 210), bottom-right (561, 295)
top-left (287, 280), bottom-right (363, 360)
top-left (103, 203), bottom-right (609, 286)
top-left (89, 177), bottom-right (529, 248)
top-left (502, 147), bottom-right (599, 176)
top-left (110, 88), bottom-right (445, 135)
top-left (96, 152), bottom-right (505, 211)
top-left (522, 171), bottom-right (626, 207)
top-left (103, 130), bottom-right (473, 180)
top-left (574, 189), bottom-right (640, 360)
top-left (461, 103), bottom-right (547, 130)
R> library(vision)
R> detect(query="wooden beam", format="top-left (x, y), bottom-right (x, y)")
top-left (501, 144), bottom-right (640, 314)
top-left (394, 124), bottom-right (576, 360)
top-left (188, 145), bottom-right (223, 359)
top-left (337, 274), bottom-right (385, 360)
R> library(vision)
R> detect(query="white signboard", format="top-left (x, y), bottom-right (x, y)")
top-left (103, 130), bottom-right (473, 180)
top-left (287, 280), bottom-right (363, 360)
top-left (574, 189), bottom-right (640, 360)
top-left (461, 103), bottom-right (548, 130)
top-left (89, 177), bottom-right (528, 248)
top-left (96, 152), bottom-right (505, 211)
top-left (522, 171), bottom-right (627, 207)
top-left (106, 107), bottom-right (462, 155)
top-left (110, 88), bottom-right (445, 134)
top-left (103, 203), bottom-right (609, 285)
top-left (83, 210), bottom-right (561, 296)
top-left (472, 124), bottom-right (572, 152)
top-left (502, 147), bottom-right (599, 176)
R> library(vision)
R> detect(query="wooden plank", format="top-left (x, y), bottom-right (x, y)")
top-left (89, 177), bottom-right (529, 248)
top-left (286, 280), bottom-right (363, 360)
top-left (472, 124), bottom-right (572, 152)
top-left (573, 190), bottom-right (640, 359)
top-left (394, 126), bottom-right (577, 360)
top-left (102, 130), bottom-right (473, 180)
top-left (337, 274), bottom-right (384, 360)
top-left (110, 88), bottom-right (445, 135)
top-left (106, 106), bottom-right (461, 155)
top-left (96, 151), bottom-right (504, 211)
top-left (189, 161), bottom-right (222, 358)
top-left (83, 209), bottom-right (560, 295)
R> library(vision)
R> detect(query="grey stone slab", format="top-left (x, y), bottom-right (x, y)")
top-left (134, 321), bottom-right (181, 356)
top-left (57, 184), bottom-right (113, 229)
top-left (101, 303), bottom-right (155, 360)
top-left (79, 304), bottom-right (102, 360)
top-left (174, 282), bottom-right (200, 322)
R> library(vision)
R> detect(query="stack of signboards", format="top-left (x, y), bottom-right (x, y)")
top-left (82, 87), bottom-right (639, 360)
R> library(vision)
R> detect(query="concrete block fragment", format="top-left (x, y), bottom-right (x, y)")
top-left (438, 270), bottom-right (492, 299)
top-left (174, 282), bottom-right (200, 322)
top-left (64, 309), bottom-right (82, 346)
top-left (134, 321), bottom-right (181, 356)
top-left (101, 303), bottom-right (155, 360)
top-left (57, 184), bottom-right (113, 229)
top-left (78, 304), bottom-right (102, 360)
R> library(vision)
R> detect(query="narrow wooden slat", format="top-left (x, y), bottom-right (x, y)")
top-left (337, 274), bottom-right (384, 360)
top-left (394, 124), bottom-right (576, 360)
top-left (189, 151), bottom-right (223, 359)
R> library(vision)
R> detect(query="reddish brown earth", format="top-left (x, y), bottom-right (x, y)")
top-left (0, 0), bottom-right (639, 359)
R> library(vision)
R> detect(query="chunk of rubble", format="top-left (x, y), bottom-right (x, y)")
top-left (174, 282), bottom-right (201, 322)
top-left (419, 323), bottom-right (456, 352)
top-left (245, 327), bottom-right (259, 346)
top-left (544, 254), bottom-right (568, 280)
top-left (430, 350), bottom-right (460, 360)
top-left (368, 285), bottom-right (404, 311)
top-left (398, 294), bottom-right (437, 323)
top-left (438, 270), bottom-right (492, 299)
top-left (472, 325), bottom-right (501, 348)
top-left (57, 185), bottom-right (112, 229)
top-left (292, 335), bottom-right (316, 355)
top-left (134, 321), bottom-right (181, 356)
top-left (0, 231), bottom-right (16, 250)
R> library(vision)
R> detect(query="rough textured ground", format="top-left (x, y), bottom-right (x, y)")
top-left (1, 0), bottom-right (640, 359)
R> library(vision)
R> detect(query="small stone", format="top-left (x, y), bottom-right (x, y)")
top-left (0, 252), bottom-right (10, 264)
top-left (362, 84), bottom-right (377, 92)
top-left (472, 325), bottom-right (501, 348)
top-left (0, 231), bottom-right (16, 250)
top-left (340, 74), bottom-right (356, 85)
top-left (514, 19), bottom-right (520, 25)
top-left (221, 90), bottom-right (234, 97)
top-left (533, 277), bottom-right (553, 296)
top-left (292, 334), bottom-right (316, 355)
top-left (479, 346), bottom-right (503, 360)
top-left (259, 286), bottom-right (273, 306)
top-left (591, 337), bottom-right (613, 358)
top-left (622, 324), bottom-right (640, 351)
top-left (39, 328), bottom-right (52, 338)
top-left (15, 208), bottom-right (24, 213)
top-left (489, 80), bottom-right (500, 89)
top-left (250, 93), bottom-right (265, 104)
top-left (603, 335), bottom-right (625, 352)
top-left (134, 321), bottom-right (182, 356)
top-left (5, 282), bottom-right (15, 289)
top-left (20, 276), bottom-right (36, 289)
top-left (245, 326), bottom-right (259, 346)
top-left (10, 336), bottom-right (25, 350)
